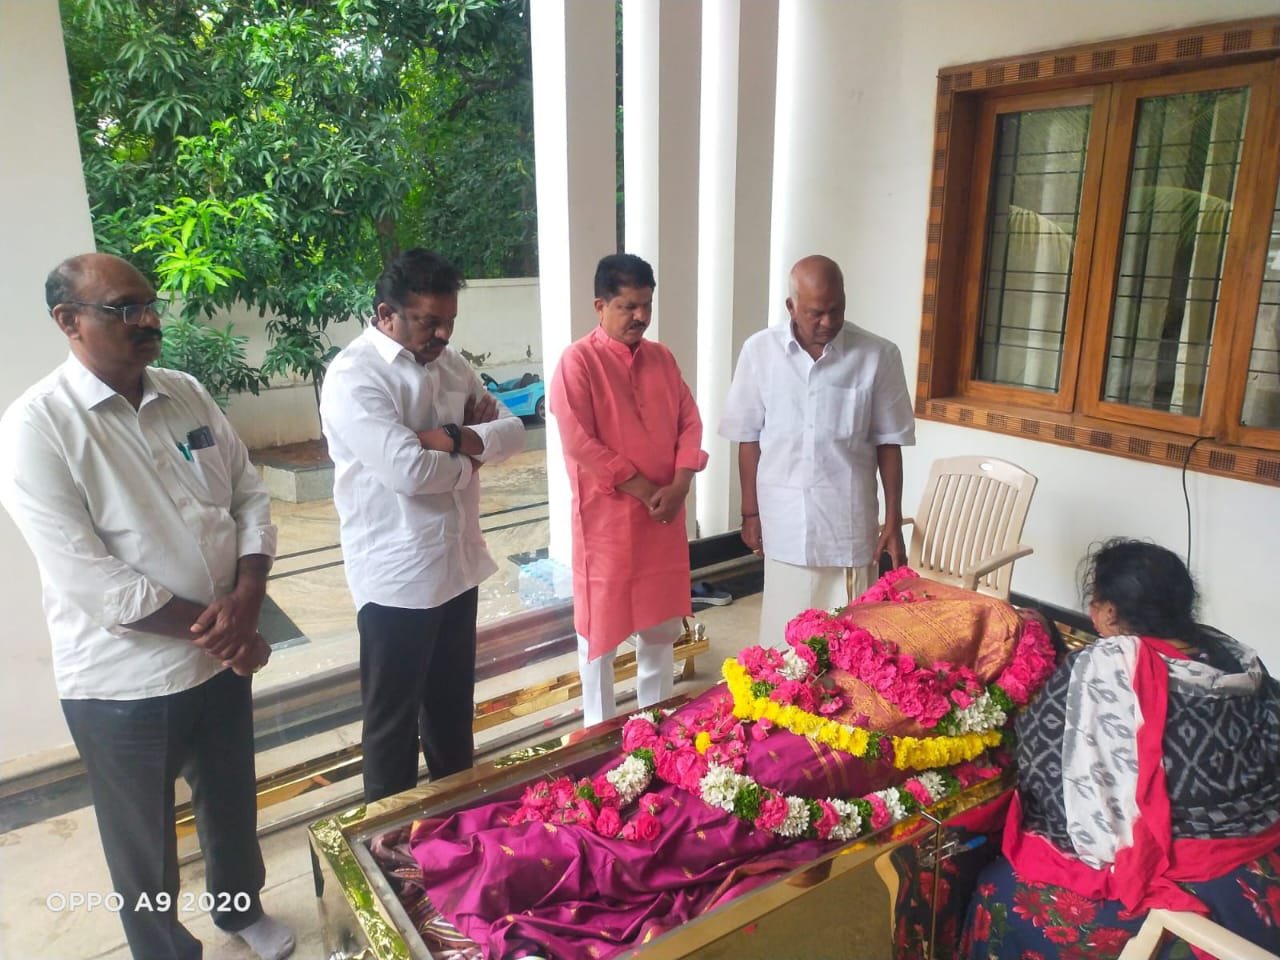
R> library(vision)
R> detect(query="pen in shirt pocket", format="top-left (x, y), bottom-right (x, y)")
top-left (176, 441), bottom-right (194, 462)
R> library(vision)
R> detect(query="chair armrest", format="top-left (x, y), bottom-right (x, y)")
top-left (899, 517), bottom-right (914, 529)
top-left (960, 544), bottom-right (1033, 590)
top-left (1118, 908), bottom-right (1280, 960)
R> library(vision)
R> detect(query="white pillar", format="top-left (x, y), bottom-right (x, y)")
top-left (623, 0), bottom-right (702, 536)
top-left (695, 0), bottom-right (779, 537)
top-left (530, 0), bottom-right (619, 565)
top-left (0, 0), bottom-right (95, 768)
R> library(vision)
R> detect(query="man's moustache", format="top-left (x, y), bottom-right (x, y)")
top-left (133, 330), bottom-right (163, 344)
top-left (427, 337), bottom-right (449, 349)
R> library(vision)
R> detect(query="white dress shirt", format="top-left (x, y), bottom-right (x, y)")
top-left (719, 322), bottom-right (915, 568)
top-left (0, 356), bottom-right (278, 700)
top-left (320, 326), bottom-right (526, 611)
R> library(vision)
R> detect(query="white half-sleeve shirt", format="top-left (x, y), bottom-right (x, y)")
top-left (0, 356), bottom-right (277, 700)
top-left (319, 326), bottom-right (526, 612)
top-left (718, 322), bottom-right (915, 568)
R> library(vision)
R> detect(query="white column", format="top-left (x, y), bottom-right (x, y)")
top-left (0, 0), bottom-right (95, 767)
top-left (623, 0), bottom-right (702, 536)
top-left (530, 0), bottom-right (619, 564)
top-left (695, 0), bottom-right (779, 537)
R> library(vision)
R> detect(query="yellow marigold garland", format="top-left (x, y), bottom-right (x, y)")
top-left (722, 658), bottom-right (1002, 771)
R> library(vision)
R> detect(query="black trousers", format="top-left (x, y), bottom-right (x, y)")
top-left (62, 668), bottom-right (265, 960)
top-left (358, 588), bottom-right (478, 803)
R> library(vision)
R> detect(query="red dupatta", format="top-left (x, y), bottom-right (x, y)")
top-left (1003, 636), bottom-right (1280, 917)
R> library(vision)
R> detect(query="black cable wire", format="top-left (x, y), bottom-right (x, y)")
top-left (1181, 435), bottom-right (1213, 567)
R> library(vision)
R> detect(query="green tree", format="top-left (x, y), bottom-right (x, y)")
top-left (63, 0), bottom-right (535, 410)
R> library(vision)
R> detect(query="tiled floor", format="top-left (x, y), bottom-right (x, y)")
top-left (0, 437), bottom-right (766, 960)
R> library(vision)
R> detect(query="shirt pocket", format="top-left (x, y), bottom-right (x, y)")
top-left (191, 445), bottom-right (233, 506)
top-left (818, 385), bottom-right (871, 441)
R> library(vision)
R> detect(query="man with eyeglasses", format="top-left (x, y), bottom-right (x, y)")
top-left (0, 253), bottom-right (295, 960)
top-left (320, 248), bottom-right (525, 803)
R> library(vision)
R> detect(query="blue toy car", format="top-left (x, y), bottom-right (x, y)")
top-left (482, 371), bottom-right (546, 422)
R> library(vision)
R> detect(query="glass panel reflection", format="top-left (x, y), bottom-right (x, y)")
top-left (1103, 87), bottom-right (1248, 415)
top-left (975, 105), bottom-right (1092, 392)
top-left (1241, 177), bottom-right (1280, 429)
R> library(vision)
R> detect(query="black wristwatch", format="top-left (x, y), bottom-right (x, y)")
top-left (442, 423), bottom-right (463, 455)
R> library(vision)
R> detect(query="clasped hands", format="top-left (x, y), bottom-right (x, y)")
top-left (189, 591), bottom-right (270, 677)
top-left (619, 471), bottom-right (690, 525)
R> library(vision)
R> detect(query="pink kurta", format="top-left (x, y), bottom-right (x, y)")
top-left (550, 326), bottom-right (709, 659)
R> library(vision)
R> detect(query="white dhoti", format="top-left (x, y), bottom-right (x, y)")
top-left (577, 616), bottom-right (681, 727)
top-left (757, 558), bottom-right (876, 648)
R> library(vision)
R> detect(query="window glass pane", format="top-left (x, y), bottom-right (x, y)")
top-left (1103, 87), bottom-right (1248, 415)
top-left (1241, 177), bottom-right (1280, 429)
top-left (974, 105), bottom-right (1091, 391)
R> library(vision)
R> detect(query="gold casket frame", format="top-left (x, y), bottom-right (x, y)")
top-left (309, 694), bottom-right (1011, 960)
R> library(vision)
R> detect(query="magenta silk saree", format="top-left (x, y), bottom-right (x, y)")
top-left (408, 577), bottom-right (1043, 959)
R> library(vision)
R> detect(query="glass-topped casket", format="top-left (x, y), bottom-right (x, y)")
top-left (310, 576), bottom-right (1054, 960)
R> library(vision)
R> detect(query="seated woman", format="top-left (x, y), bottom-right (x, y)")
top-left (962, 539), bottom-right (1280, 959)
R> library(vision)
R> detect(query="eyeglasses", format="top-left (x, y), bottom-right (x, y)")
top-left (64, 298), bottom-right (170, 325)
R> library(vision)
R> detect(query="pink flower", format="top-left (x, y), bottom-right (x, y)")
top-left (635, 812), bottom-right (662, 841)
top-left (594, 805), bottom-right (622, 837)
top-left (817, 695), bottom-right (844, 716)
top-left (622, 718), bottom-right (660, 751)
top-left (813, 800), bottom-right (841, 839)
top-left (592, 775), bottom-right (618, 803)
top-left (750, 718), bottom-right (774, 741)
top-left (904, 779), bottom-right (934, 807)
top-left (788, 640), bottom-right (818, 671)
top-left (950, 687), bottom-right (974, 708)
top-left (521, 782), bottom-right (553, 812)
top-left (754, 793), bottom-right (789, 831)
top-left (550, 778), bottom-right (575, 807)
top-left (866, 794), bottom-right (891, 830)
top-left (639, 792), bottom-right (664, 815)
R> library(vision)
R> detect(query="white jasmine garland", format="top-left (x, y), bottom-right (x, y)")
top-left (828, 799), bottom-right (862, 841)
top-left (875, 788), bottom-right (907, 822)
top-left (778, 648), bottom-right (810, 681)
top-left (916, 771), bottom-right (947, 802)
top-left (949, 691), bottom-right (1006, 733)
top-left (776, 796), bottom-right (811, 837)
top-left (699, 764), bottom-right (744, 812)
top-left (606, 755), bottom-right (653, 805)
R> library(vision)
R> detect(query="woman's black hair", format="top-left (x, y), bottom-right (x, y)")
top-left (1080, 538), bottom-right (1199, 638)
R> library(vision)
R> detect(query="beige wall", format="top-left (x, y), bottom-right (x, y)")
top-left (770, 0), bottom-right (1280, 661)
top-left (0, 0), bottom-right (95, 770)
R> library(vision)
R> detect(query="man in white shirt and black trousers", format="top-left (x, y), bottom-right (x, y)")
top-left (719, 254), bottom-right (916, 648)
top-left (0, 254), bottom-right (294, 960)
top-left (321, 248), bottom-right (525, 803)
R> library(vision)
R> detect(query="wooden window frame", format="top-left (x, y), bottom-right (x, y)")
top-left (917, 17), bottom-right (1280, 487)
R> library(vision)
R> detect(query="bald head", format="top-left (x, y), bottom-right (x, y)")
top-left (786, 255), bottom-right (846, 356)
top-left (45, 253), bottom-right (147, 311)
top-left (788, 255), bottom-right (843, 301)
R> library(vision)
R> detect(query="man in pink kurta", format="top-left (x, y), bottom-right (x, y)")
top-left (549, 254), bottom-right (708, 725)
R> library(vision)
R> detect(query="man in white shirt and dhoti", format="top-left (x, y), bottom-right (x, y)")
top-left (719, 255), bottom-right (916, 648)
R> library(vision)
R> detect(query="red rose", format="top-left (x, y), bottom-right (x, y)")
top-left (594, 805), bottom-right (622, 837)
top-left (636, 812), bottom-right (662, 841)
top-left (639, 792), bottom-right (664, 815)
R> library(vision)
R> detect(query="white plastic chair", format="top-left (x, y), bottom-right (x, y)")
top-left (1117, 909), bottom-right (1280, 960)
top-left (901, 456), bottom-right (1037, 600)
